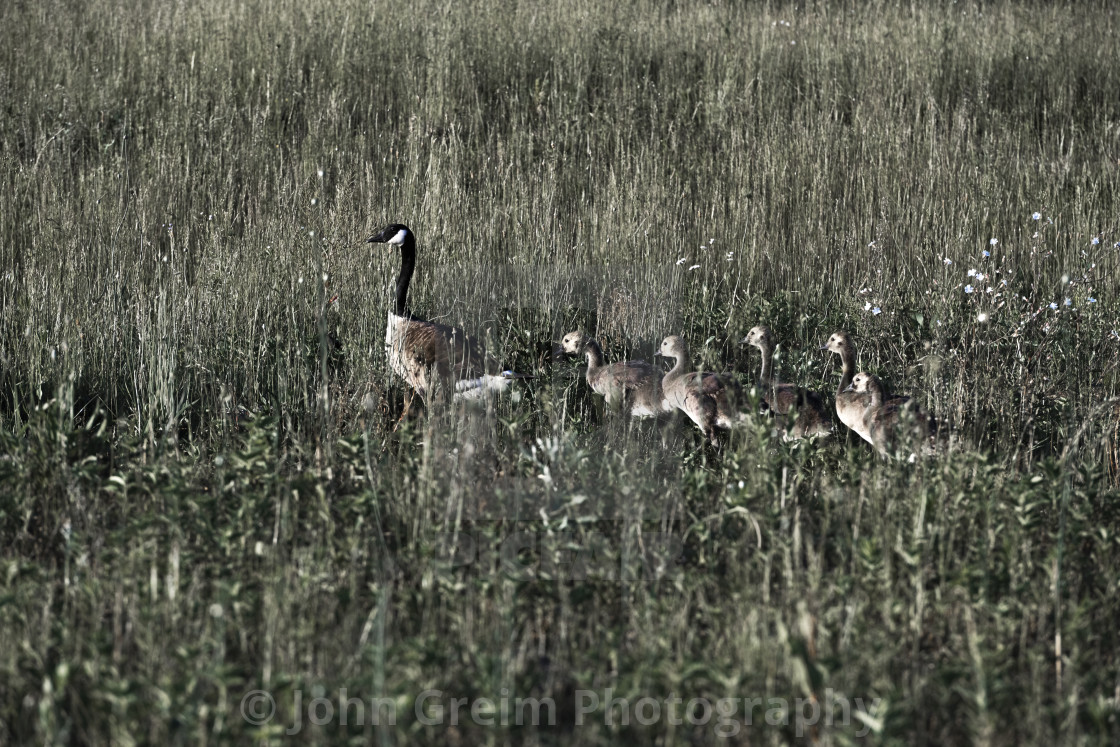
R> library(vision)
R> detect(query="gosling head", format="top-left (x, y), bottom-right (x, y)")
top-left (844, 372), bottom-right (884, 397)
top-left (558, 331), bottom-right (590, 356)
top-left (657, 335), bottom-right (688, 362)
top-left (366, 223), bottom-right (412, 247)
top-left (740, 325), bottom-right (774, 350)
top-left (822, 330), bottom-right (854, 356)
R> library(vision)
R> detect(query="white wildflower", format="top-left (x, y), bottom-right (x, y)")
top-left (965, 285), bottom-right (974, 294)
top-left (1032, 212), bottom-right (1041, 220)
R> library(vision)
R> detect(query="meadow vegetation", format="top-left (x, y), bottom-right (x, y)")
top-left (1, 0), bottom-right (1119, 742)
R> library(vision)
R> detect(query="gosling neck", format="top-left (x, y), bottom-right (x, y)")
top-left (837, 344), bottom-right (856, 397)
top-left (583, 340), bottom-right (606, 373)
top-left (755, 340), bottom-right (775, 389)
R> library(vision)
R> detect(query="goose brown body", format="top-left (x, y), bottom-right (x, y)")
top-left (368, 224), bottom-right (525, 400)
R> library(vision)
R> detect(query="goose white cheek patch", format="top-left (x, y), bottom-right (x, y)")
top-left (388, 229), bottom-right (409, 245)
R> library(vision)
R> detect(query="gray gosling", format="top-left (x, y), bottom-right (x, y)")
top-left (845, 372), bottom-right (932, 458)
top-left (741, 325), bottom-right (833, 440)
top-left (822, 330), bottom-right (909, 443)
top-left (658, 335), bottom-right (750, 446)
top-left (559, 331), bottom-right (665, 418)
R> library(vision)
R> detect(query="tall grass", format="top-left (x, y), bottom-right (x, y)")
top-left (1, 0), bottom-right (1119, 743)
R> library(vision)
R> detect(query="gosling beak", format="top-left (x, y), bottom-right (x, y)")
top-left (819, 344), bottom-right (829, 351)
top-left (739, 336), bottom-right (750, 345)
top-left (552, 343), bottom-right (568, 360)
top-left (843, 383), bottom-right (855, 393)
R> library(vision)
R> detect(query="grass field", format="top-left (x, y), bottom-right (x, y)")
top-left (2, 0), bottom-right (1120, 743)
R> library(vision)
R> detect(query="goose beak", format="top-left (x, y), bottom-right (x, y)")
top-left (366, 226), bottom-right (395, 244)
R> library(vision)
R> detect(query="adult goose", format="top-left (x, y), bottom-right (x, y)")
top-left (658, 335), bottom-right (749, 446)
top-left (558, 332), bottom-right (665, 418)
top-left (367, 224), bottom-right (529, 409)
top-left (741, 326), bottom-right (832, 440)
top-left (845, 372), bottom-right (932, 457)
top-left (821, 330), bottom-right (909, 442)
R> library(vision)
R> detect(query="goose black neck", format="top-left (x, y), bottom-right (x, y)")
top-left (394, 239), bottom-right (417, 316)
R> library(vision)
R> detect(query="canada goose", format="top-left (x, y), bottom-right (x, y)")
top-left (366, 224), bottom-right (529, 411)
top-left (658, 335), bottom-right (749, 446)
top-left (845, 372), bottom-right (932, 457)
top-left (558, 332), bottom-right (664, 418)
top-left (741, 326), bottom-right (833, 440)
top-left (821, 330), bottom-right (909, 442)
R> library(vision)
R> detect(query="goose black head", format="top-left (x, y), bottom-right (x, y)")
top-left (366, 224), bottom-right (412, 246)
